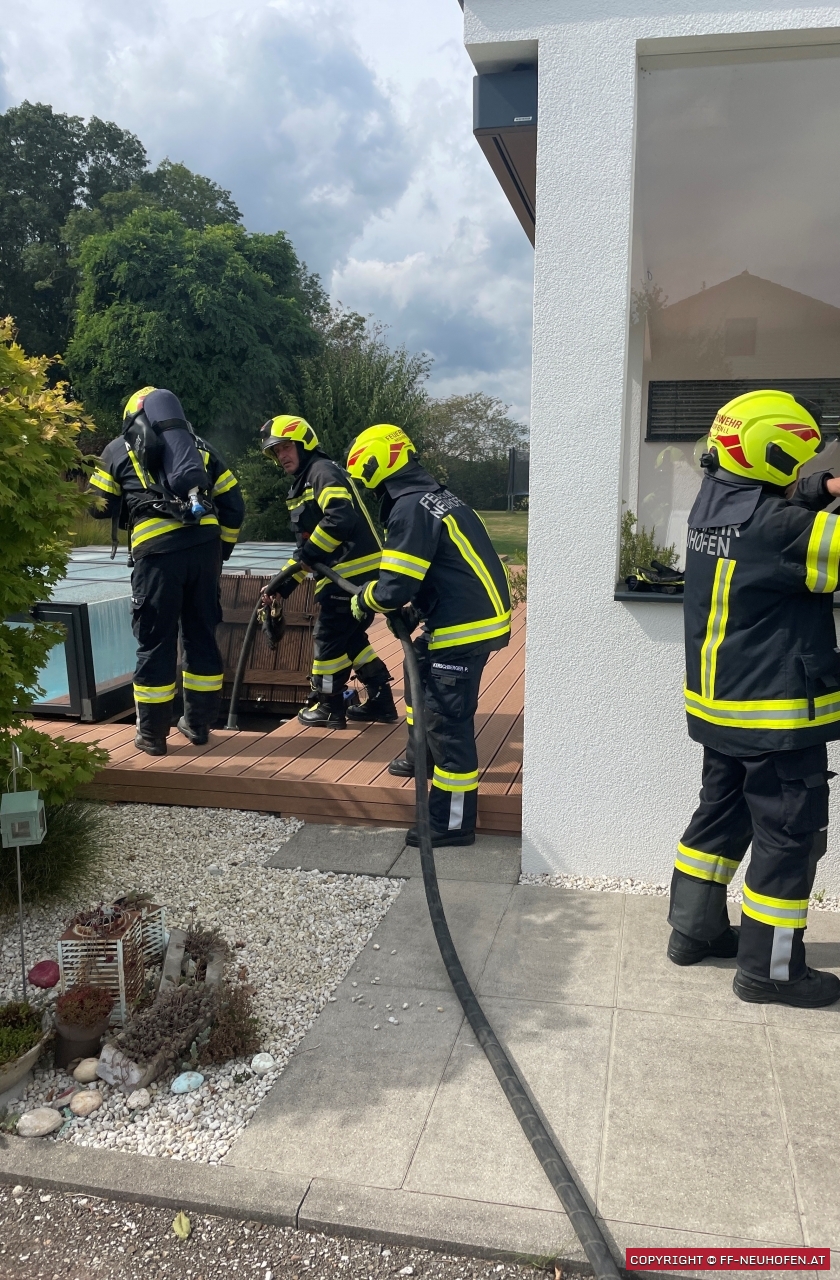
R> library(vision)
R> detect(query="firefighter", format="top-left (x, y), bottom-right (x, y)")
top-left (89, 387), bottom-right (245, 755)
top-left (345, 422), bottom-right (511, 847)
top-left (258, 415), bottom-right (397, 729)
top-left (670, 389), bottom-right (840, 1008)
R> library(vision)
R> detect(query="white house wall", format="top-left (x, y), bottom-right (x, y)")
top-left (463, 1), bottom-right (840, 893)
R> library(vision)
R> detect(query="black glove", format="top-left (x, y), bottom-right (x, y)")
top-left (386, 603), bottom-right (420, 637)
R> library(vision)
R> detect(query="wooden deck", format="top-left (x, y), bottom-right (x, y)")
top-left (36, 609), bottom-right (524, 835)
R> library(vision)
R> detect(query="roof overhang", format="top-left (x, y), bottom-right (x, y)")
top-left (473, 66), bottom-right (537, 246)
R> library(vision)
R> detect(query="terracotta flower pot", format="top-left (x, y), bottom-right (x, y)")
top-left (54, 1014), bottom-right (111, 1069)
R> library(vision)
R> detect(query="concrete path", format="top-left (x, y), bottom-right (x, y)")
top-left (233, 826), bottom-right (840, 1275)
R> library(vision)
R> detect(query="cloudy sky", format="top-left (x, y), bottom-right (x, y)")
top-left (0, 0), bottom-right (534, 421)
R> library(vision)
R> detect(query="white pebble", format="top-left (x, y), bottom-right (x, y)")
top-left (373, 1024), bottom-right (380, 1030)
top-left (402, 1003), bottom-right (408, 1009)
top-left (11, 1186), bottom-right (23, 1199)
top-left (250, 1053), bottom-right (275, 1076)
top-left (126, 1089), bottom-right (151, 1111)
top-left (372, 944), bottom-right (380, 950)
top-left (388, 1017), bottom-right (398, 1025)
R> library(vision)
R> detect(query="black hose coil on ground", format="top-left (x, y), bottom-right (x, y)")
top-left (309, 563), bottom-right (621, 1280)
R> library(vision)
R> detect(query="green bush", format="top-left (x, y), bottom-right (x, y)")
top-left (618, 509), bottom-right (678, 580)
top-left (0, 799), bottom-right (105, 909)
top-left (0, 1001), bottom-right (42, 1067)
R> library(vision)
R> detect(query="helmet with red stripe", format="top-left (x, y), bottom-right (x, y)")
top-left (705, 390), bottom-right (823, 485)
top-left (346, 424), bottom-right (416, 489)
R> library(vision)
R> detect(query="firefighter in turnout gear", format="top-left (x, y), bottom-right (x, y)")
top-left (259, 415), bottom-right (396, 729)
top-left (671, 388), bottom-right (840, 1008)
top-left (89, 387), bottom-right (245, 755)
top-left (346, 423), bottom-right (511, 847)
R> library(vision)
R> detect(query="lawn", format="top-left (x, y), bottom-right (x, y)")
top-left (476, 510), bottom-right (528, 561)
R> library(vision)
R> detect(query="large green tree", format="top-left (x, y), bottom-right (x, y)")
top-left (0, 102), bottom-right (242, 358)
top-left (66, 207), bottom-right (324, 454)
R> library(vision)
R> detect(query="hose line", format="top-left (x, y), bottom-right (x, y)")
top-left (225, 563), bottom-right (299, 730)
top-left (311, 563), bottom-right (620, 1280)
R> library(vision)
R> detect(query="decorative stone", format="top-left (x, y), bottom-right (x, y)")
top-left (250, 1053), bottom-right (275, 1076)
top-left (27, 960), bottom-right (60, 989)
top-left (70, 1090), bottom-right (103, 1116)
top-left (72, 1057), bottom-right (100, 1083)
top-left (171, 1071), bottom-right (204, 1094)
top-left (16, 1107), bottom-right (63, 1137)
top-left (126, 1088), bottom-right (151, 1110)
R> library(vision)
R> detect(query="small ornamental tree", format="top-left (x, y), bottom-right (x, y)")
top-left (0, 317), bottom-right (109, 790)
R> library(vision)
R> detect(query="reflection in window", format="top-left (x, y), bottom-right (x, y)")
top-left (624, 50), bottom-right (840, 569)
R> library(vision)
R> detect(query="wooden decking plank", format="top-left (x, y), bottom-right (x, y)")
top-left (479, 712), bottom-right (524, 795)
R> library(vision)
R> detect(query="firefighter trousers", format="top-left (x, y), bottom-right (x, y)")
top-left (311, 591), bottom-right (388, 696)
top-left (401, 636), bottom-right (487, 835)
top-left (131, 539), bottom-right (224, 740)
top-left (669, 744), bottom-right (831, 982)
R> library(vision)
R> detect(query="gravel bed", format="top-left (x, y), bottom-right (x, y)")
top-left (0, 805), bottom-right (402, 1164)
top-left (520, 871), bottom-right (840, 911)
top-left (0, 1185), bottom-right (561, 1280)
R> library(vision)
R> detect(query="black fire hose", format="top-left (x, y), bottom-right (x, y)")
top-left (225, 563), bottom-right (300, 730)
top-left (311, 562), bottom-right (620, 1280)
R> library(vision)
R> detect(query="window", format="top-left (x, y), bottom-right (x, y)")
top-left (623, 47), bottom-right (840, 571)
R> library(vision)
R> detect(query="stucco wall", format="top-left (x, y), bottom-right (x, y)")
top-left (464, 1), bottom-right (840, 893)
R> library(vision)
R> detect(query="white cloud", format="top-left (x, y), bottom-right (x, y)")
top-left (0, 0), bottom-right (533, 417)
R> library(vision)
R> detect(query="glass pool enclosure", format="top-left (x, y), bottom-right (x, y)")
top-left (13, 543), bottom-right (293, 721)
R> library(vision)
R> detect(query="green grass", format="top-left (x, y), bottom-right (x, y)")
top-left (476, 510), bottom-right (528, 561)
top-left (69, 512), bottom-right (128, 548)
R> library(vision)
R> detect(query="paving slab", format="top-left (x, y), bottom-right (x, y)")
top-left (350, 875), bottom-right (515, 992)
top-left (477, 885), bottom-right (624, 1008)
top-left (403, 996), bottom-right (613, 1212)
top-left (0, 1137), bottom-right (308, 1226)
top-left (767, 1024), bottom-right (840, 1248)
top-left (225, 982), bottom-right (465, 1188)
top-left (390, 835), bottom-right (522, 883)
top-left (265, 824), bottom-right (406, 875)
top-left (617, 893), bottom-right (763, 1024)
top-left (597, 1008), bottom-right (803, 1242)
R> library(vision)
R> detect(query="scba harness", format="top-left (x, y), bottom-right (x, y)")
top-left (121, 409), bottom-right (216, 529)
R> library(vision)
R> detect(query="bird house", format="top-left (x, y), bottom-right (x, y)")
top-left (0, 791), bottom-right (47, 848)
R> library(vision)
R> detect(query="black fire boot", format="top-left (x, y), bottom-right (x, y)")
top-left (177, 716), bottom-right (209, 747)
top-left (733, 966), bottom-right (840, 1008)
top-left (298, 692), bottom-right (348, 729)
top-left (346, 681), bottom-right (398, 724)
top-left (667, 925), bottom-right (740, 967)
top-left (134, 704), bottom-right (170, 756)
top-left (134, 730), bottom-right (167, 756)
top-left (405, 827), bottom-right (476, 848)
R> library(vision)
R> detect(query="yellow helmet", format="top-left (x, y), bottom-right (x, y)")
top-left (123, 386), bottom-right (156, 419)
top-left (707, 390), bottom-right (823, 485)
top-left (346, 424), bottom-right (416, 489)
top-left (259, 414), bottom-right (319, 454)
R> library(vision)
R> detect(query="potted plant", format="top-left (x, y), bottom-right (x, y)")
top-left (0, 1002), bottom-right (50, 1094)
top-left (54, 984), bottom-right (113, 1068)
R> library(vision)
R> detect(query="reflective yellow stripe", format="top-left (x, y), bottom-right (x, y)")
top-left (675, 842), bottom-right (740, 885)
top-left (700, 557), bottom-right (735, 700)
top-left (443, 514), bottom-right (506, 617)
top-left (685, 686), bottom-right (840, 730)
top-left (405, 704), bottom-right (414, 726)
top-left (219, 524), bottom-right (239, 544)
top-left (353, 645), bottom-right (377, 669)
top-left (742, 885), bottom-right (809, 930)
top-left (286, 486), bottom-right (315, 512)
top-left (362, 580), bottom-right (390, 614)
top-left (131, 517), bottom-right (183, 547)
top-left (347, 474), bottom-right (383, 550)
top-left (199, 515), bottom-right (219, 528)
top-left (182, 671), bottom-right (224, 692)
top-left (133, 682), bottom-right (176, 704)
top-left (276, 557), bottom-right (307, 583)
top-left (429, 612), bottom-right (511, 650)
top-left (336, 553), bottom-right (381, 577)
top-left (308, 524), bottom-right (342, 553)
top-left (380, 550), bottom-right (431, 580)
top-left (317, 485), bottom-right (353, 510)
top-left (212, 470), bottom-right (237, 497)
top-left (91, 467), bottom-right (120, 495)
top-left (126, 445), bottom-right (148, 488)
top-left (805, 510), bottom-right (840, 593)
top-left (432, 767), bottom-right (479, 792)
top-left (312, 653), bottom-right (351, 676)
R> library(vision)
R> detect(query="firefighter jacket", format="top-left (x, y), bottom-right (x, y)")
top-left (277, 452), bottom-right (382, 598)
top-left (359, 462), bottom-right (512, 656)
top-left (89, 435), bottom-right (244, 560)
top-left (684, 467), bottom-right (840, 755)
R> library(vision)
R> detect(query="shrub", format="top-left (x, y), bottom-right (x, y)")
top-left (618, 508), bottom-right (678, 580)
top-left (115, 983), bottom-right (218, 1068)
top-left (0, 800), bottom-right (105, 910)
top-left (198, 982), bottom-right (260, 1065)
top-left (0, 1002), bottom-right (42, 1067)
top-left (509, 552), bottom-right (528, 609)
top-left (55, 983), bottom-right (113, 1028)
